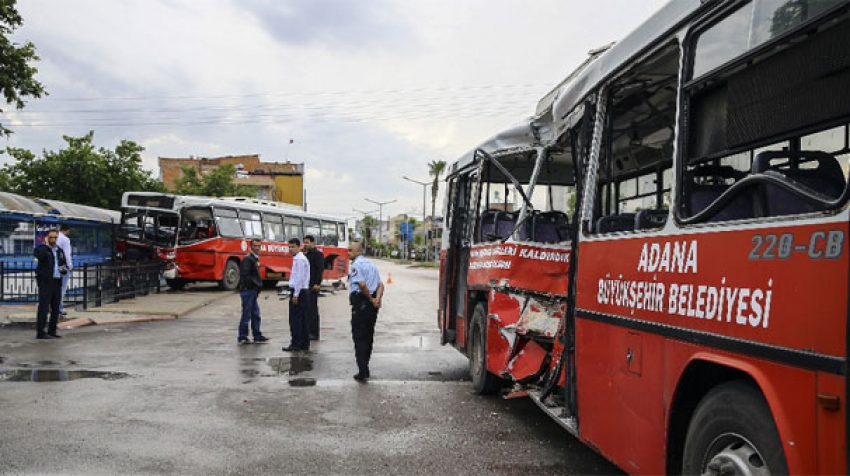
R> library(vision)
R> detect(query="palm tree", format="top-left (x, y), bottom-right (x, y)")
top-left (428, 160), bottom-right (446, 259)
top-left (361, 215), bottom-right (378, 250)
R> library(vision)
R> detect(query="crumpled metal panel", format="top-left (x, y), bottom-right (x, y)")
top-left (517, 296), bottom-right (564, 338)
top-left (506, 340), bottom-right (549, 381)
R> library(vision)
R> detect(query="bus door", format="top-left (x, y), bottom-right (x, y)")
top-left (439, 170), bottom-right (479, 346)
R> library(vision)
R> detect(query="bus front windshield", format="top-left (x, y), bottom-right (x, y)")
top-left (119, 208), bottom-right (179, 248)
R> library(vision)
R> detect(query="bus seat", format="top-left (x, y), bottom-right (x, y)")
top-left (478, 210), bottom-right (498, 242)
top-left (753, 150), bottom-right (846, 216)
top-left (595, 214), bottom-right (635, 233)
top-left (635, 209), bottom-right (668, 230)
top-left (686, 165), bottom-right (755, 222)
top-left (495, 211), bottom-right (518, 240)
top-left (529, 211), bottom-right (570, 242)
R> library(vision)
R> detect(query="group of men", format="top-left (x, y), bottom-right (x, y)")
top-left (237, 236), bottom-right (384, 381)
top-left (33, 225), bottom-right (73, 340)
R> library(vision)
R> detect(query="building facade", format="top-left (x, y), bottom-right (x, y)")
top-left (158, 155), bottom-right (304, 207)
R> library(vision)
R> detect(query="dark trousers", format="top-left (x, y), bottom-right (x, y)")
top-left (350, 293), bottom-right (379, 375)
top-left (288, 288), bottom-right (311, 350)
top-left (238, 289), bottom-right (262, 340)
top-left (36, 277), bottom-right (62, 337)
top-left (307, 288), bottom-right (320, 338)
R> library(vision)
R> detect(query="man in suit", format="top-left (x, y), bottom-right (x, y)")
top-left (34, 229), bottom-right (68, 339)
top-left (303, 235), bottom-right (324, 340)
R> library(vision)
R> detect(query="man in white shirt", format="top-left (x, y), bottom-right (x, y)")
top-left (283, 238), bottom-right (311, 352)
top-left (56, 224), bottom-right (73, 316)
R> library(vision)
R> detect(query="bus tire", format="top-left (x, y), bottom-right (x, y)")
top-left (165, 278), bottom-right (186, 290)
top-left (469, 303), bottom-right (503, 395)
top-left (220, 259), bottom-right (240, 291)
top-left (682, 380), bottom-right (788, 475)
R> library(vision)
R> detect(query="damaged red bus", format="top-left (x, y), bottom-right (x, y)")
top-left (117, 192), bottom-right (348, 290)
top-left (439, 0), bottom-right (850, 474)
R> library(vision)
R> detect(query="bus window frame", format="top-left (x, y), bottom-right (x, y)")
top-left (262, 213), bottom-right (285, 242)
top-left (213, 207), bottom-right (243, 238)
top-left (677, 2), bottom-right (850, 225)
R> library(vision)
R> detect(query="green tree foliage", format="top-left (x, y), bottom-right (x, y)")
top-left (1, 131), bottom-right (165, 209)
top-left (173, 163), bottom-right (257, 197)
top-left (0, 0), bottom-right (46, 136)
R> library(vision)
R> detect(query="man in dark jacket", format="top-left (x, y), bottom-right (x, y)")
top-left (303, 235), bottom-right (324, 340)
top-left (238, 239), bottom-right (268, 344)
top-left (34, 229), bottom-right (68, 339)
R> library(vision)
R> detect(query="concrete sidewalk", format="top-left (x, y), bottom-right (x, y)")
top-left (1, 286), bottom-right (234, 330)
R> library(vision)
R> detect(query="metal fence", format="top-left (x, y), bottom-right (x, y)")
top-left (0, 260), bottom-right (163, 309)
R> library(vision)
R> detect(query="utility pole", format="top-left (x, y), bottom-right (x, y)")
top-left (402, 176), bottom-right (429, 261)
top-left (364, 198), bottom-right (396, 247)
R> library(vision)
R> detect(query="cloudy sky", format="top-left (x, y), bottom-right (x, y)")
top-left (4, 0), bottom-right (668, 219)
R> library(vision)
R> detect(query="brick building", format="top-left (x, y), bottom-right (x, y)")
top-left (158, 154), bottom-right (305, 207)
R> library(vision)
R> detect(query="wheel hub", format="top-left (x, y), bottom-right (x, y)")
top-left (703, 438), bottom-right (770, 476)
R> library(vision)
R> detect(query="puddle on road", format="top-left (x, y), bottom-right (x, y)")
top-left (240, 356), bottom-right (315, 385)
top-left (0, 369), bottom-right (130, 382)
top-left (267, 356), bottom-right (313, 375)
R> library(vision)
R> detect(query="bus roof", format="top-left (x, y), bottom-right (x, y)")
top-left (551, 0), bottom-right (704, 131)
top-left (0, 191), bottom-right (120, 223)
top-left (448, 1), bottom-right (705, 179)
top-left (121, 191), bottom-right (347, 223)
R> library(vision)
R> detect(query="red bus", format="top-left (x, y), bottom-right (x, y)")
top-left (439, 1), bottom-right (850, 474)
top-left (117, 192), bottom-right (349, 290)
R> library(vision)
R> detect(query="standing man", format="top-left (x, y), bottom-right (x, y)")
top-left (33, 229), bottom-right (68, 339)
top-left (348, 241), bottom-right (384, 381)
top-left (282, 238), bottom-right (311, 352)
top-left (238, 238), bottom-right (268, 345)
top-left (303, 235), bottom-right (324, 341)
top-left (56, 224), bottom-right (73, 316)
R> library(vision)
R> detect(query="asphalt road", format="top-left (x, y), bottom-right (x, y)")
top-left (0, 259), bottom-right (623, 475)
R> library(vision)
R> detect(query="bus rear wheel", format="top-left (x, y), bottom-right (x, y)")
top-left (469, 303), bottom-right (503, 395)
top-left (682, 380), bottom-right (787, 476)
top-left (220, 260), bottom-right (240, 291)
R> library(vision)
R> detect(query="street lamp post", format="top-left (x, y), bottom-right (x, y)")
top-left (364, 198), bottom-right (396, 247)
top-left (402, 176), bottom-right (429, 261)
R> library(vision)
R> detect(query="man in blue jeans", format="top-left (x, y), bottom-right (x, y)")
top-left (238, 239), bottom-right (268, 344)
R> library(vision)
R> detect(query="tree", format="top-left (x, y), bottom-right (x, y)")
top-left (173, 163), bottom-right (258, 197)
top-left (360, 215), bottom-right (378, 244)
top-left (427, 160), bottom-right (446, 259)
top-left (2, 131), bottom-right (166, 209)
top-left (0, 0), bottom-right (47, 136)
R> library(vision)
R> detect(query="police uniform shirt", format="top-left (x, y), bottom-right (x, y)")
top-left (349, 255), bottom-right (381, 295)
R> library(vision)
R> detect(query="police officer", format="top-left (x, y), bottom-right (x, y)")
top-left (347, 241), bottom-right (384, 381)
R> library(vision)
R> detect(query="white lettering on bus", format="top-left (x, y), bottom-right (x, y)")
top-left (637, 240), bottom-right (698, 274)
top-left (597, 276), bottom-right (773, 329)
top-left (519, 248), bottom-right (570, 263)
top-left (469, 260), bottom-right (513, 270)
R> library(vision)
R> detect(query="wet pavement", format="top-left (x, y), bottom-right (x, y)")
top-left (0, 259), bottom-right (622, 475)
